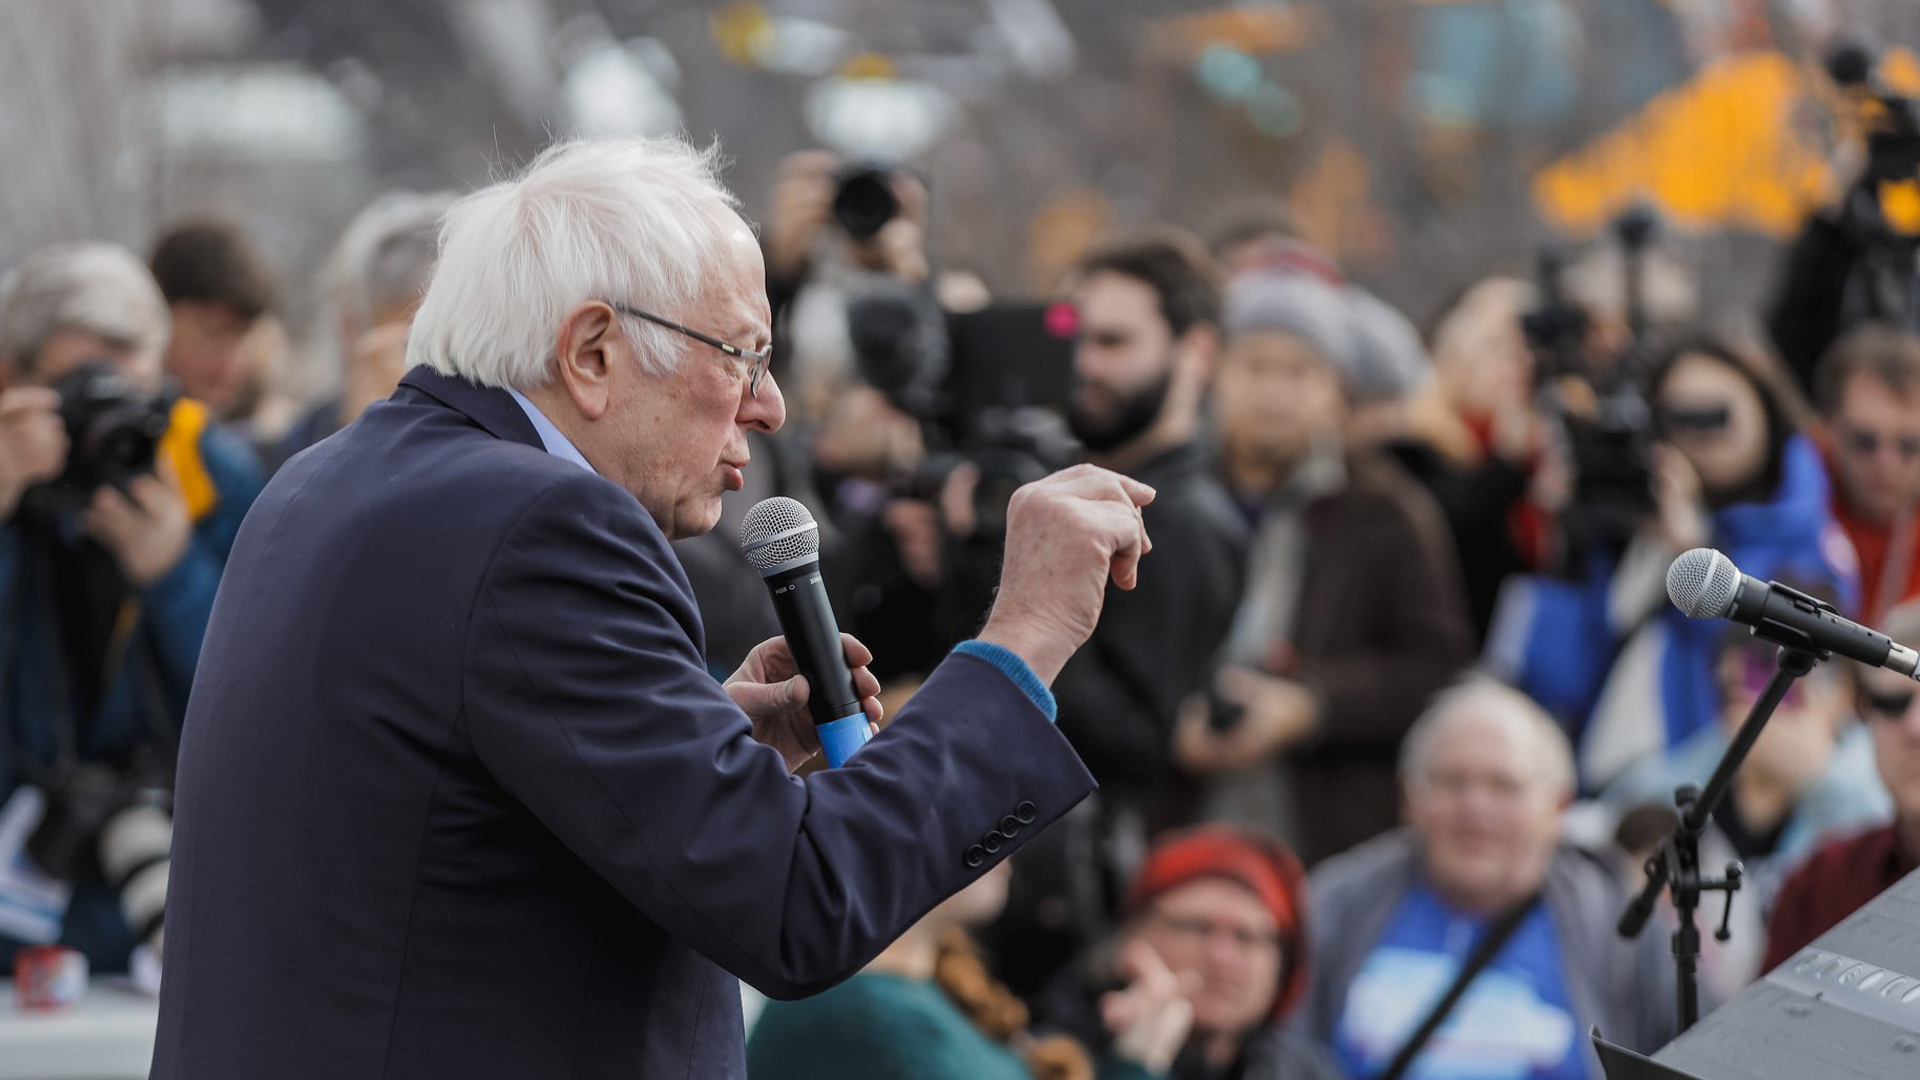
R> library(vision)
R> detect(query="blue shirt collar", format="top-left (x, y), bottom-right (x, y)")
top-left (506, 388), bottom-right (597, 475)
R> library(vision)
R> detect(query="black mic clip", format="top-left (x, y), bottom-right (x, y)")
top-left (1746, 578), bottom-right (1836, 661)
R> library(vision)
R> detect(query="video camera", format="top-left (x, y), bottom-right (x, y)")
top-left (1827, 43), bottom-right (1920, 187)
top-left (1521, 207), bottom-right (1663, 553)
top-left (832, 163), bottom-right (904, 242)
top-left (21, 362), bottom-right (176, 519)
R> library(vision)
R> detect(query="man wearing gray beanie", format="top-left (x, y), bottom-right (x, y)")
top-left (1177, 268), bottom-right (1472, 864)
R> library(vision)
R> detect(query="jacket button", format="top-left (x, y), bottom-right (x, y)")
top-left (1014, 801), bottom-right (1038, 824)
top-left (964, 844), bottom-right (986, 868)
top-left (999, 815), bottom-right (1021, 835)
top-left (982, 831), bottom-right (1006, 854)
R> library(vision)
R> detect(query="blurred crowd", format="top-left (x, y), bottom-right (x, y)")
top-left (6, 124), bottom-right (1920, 1080)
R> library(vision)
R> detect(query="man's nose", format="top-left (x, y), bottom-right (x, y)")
top-left (741, 371), bottom-right (786, 434)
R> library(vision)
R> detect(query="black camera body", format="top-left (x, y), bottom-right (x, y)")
top-left (22, 363), bottom-right (175, 519)
top-left (25, 763), bottom-right (167, 882)
top-left (832, 164), bottom-right (902, 242)
top-left (1521, 218), bottom-right (1661, 554)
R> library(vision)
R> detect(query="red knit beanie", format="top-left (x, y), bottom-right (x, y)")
top-left (1120, 826), bottom-right (1310, 1022)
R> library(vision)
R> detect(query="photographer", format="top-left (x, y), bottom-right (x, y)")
top-left (1766, 42), bottom-right (1920, 395)
top-left (1487, 334), bottom-right (1855, 788)
top-left (0, 242), bottom-right (262, 972)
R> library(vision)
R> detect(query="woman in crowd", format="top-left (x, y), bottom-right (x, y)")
top-left (1489, 334), bottom-right (1857, 788)
top-left (1035, 826), bottom-right (1340, 1080)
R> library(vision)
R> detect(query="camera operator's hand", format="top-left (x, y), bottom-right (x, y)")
top-left (83, 456), bottom-right (193, 586)
top-left (977, 464), bottom-right (1155, 684)
top-left (851, 176), bottom-right (931, 284)
top-left (881, 497), bottom-right (944, 589)
top-left (1649, 443), bottom-right (1710, 553)
top-left (0, 387), bottom-right (67, 519)
top-left (766, 150), bottom-right (841, 282)
top-left (1173, 667), bottom-right (1318, 774)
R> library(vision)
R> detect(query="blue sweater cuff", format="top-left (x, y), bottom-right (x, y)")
top-left (952, 640), bottom-right (1056, 722)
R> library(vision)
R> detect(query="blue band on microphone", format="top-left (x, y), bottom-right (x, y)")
top-left (817, 711), bottom-right (870, 768)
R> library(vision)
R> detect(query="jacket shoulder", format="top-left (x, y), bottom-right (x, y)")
top-left (1307, 828), bottom-right (1421, 912)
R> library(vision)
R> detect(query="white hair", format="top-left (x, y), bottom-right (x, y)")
top-left (0, 242), bottom-right (170, 371)
top-left (1399, 675), bottom-right (1576, 797)
top-left (407, 135), bottom-right (744, 390)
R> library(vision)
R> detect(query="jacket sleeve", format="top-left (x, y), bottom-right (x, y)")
top-left (461, 475), bottom-right (1096, 1000)
top-left (139, 422), bottom-right (264, 703)
top-left (1295, 493), bottom-right (1474, 750)
top-left (1485, 560), bottom-right (1619, 730)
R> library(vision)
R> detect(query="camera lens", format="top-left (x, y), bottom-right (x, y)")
top-left (832, 167), bottom-right (901, 242)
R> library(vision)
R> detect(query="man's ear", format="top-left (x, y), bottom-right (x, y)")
top-left (553, 302), bottom-right (619, 421)
top-left (1176, 323), bottom-right (1221, 385)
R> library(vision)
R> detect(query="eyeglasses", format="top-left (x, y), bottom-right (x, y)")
top-left (608, 302), bottom-right (771, 397)
top-left (1658, 403), bottom-right (1732, 437)
top-left (1838, 423), bottom-right (1920, 461)
top-left (1859, 683), bottom-right (1916, 719)
top-left (1145, 909), bottom-right (1281, 952)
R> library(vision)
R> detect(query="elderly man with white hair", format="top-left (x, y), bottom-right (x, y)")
top-left (0, 241), bottom-right (261, 974)
top-left (1299, 678), bottom-right (1677, 1080)
top-left (151, 135), bottom-right (1153, 1080)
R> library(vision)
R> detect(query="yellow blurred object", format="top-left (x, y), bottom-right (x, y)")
top-left (1534, 52), bottom-right (1828, 237)
top-left (710, 2), bottom-right (775, 69)
top-left (1536, 47), bottom-right (1920, 239)
top-left (839, 53), bottom-right (895, 80)
top-left (159, 398), bottom-right (217, 521)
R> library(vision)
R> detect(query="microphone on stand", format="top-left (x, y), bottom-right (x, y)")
top-left (1666, 547), bottom-right (1920, 678)
top-left (739, 497), bottom-right (870, 767)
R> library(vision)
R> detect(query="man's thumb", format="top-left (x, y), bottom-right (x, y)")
top-left (730, 674), bottom-right (806, 716)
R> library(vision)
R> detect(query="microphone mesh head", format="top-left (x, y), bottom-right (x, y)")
top-left (1667, 548), bottom-right (1739, 618)
top-left (740, 496), bottom-right (820, 572)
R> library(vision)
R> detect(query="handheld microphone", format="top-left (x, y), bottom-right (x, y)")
top-left (739, 497), bottom-right (870, 766)
top-left (1665, 547), bottom-right (1920, 679)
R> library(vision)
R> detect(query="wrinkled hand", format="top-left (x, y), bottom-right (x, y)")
top-left (0, 387), bottom-right (67, 518)
top-left (1100, 939), bottom-right (1197, 1074)
top-left (1174, 667), bottom-right (1318, 774)
top-left (726, 632), bottom-right (883, 773)
top-left (977, 464), bottom-right (1154, 685)
top-left (83, 456), bottom-right (192, 586)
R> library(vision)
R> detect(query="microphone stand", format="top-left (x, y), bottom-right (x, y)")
top-left (1616, 637), bottom-right (1825, 1033)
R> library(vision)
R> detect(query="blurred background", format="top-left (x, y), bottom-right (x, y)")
top-left (14, 0), bottom-right (1920, 343)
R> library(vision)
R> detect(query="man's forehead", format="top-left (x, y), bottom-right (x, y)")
top-left (1428, 715), bottom-right (1535, 773)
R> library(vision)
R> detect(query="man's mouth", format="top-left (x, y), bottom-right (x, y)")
top-left (722, 459), bottom-right (749, 491)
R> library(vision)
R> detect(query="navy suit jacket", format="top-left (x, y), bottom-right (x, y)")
top-left (150, 367), bottom-right (1096, 1079)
